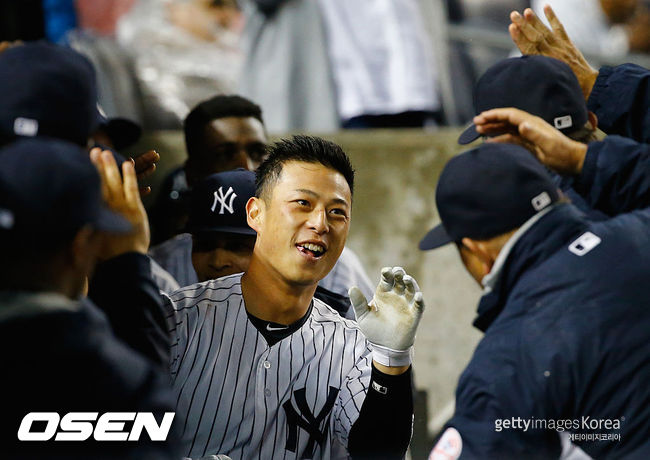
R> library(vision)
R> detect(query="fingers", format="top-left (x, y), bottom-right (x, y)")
top-left (349, 286), bottom-right (369, 318)
top-left (122, 160), bottom-right (140, 208)
top-left (392, 267), bottom-right (406, 294)
top-left (544, 4), bottom-right (570, 41)
top-left (403, 274), bottom-right (420, 303)
top-left (414, 292), bottom-right (425, 312)
top-left (100, 150), bottom-right (123, 204)
top-left (133, 150), bottom-right (160, 179)
top-left (378, 266), bottom-right (394, 292)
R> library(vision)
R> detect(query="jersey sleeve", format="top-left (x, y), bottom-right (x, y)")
top-left (87, 252), bottom-right (170, 368)
top-left (330, 339), bottom-right (373, 447)
top-left (573, 135), bottom-right (650, 215)
top-left (588, 64), bottom-right (650, 143)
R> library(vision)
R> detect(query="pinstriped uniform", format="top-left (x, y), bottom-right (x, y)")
top-left (163, 274), bottom-right (373, 459)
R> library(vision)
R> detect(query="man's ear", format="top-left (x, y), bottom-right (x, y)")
top-left (70, 225), bottom-right (99, 274)
top-left (587, 111), bottom-right (598, 131)
top-left (461, 237), bottom-right (495, 276)
top-left (246, 197), bottom-right (263, 233)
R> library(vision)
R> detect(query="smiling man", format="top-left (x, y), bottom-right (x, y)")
top-left (162, 135), bottom-right (424, 459)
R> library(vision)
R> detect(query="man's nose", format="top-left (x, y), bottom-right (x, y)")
top-left (307, 209), bottom-right (329, 234)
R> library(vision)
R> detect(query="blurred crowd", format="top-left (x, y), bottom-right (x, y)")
top-left (2, 0), bottom-right (649, 134)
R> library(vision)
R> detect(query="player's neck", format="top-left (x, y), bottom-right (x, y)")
top-left (241, 258), bottom-right (317, 325)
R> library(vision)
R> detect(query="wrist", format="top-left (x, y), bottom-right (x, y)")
top-left (370, 343), bottom-right (413, 367)
top-left (571, 141), bottom-right (588, 174)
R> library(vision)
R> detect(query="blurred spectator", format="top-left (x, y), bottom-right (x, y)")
top-left (532, 0), bottom-right (650, 55)
top-left (318, 0), bottom-right (440, 128)
top-left (116, 0), bottom-right (243, 129)
top-left (239, 0), bottom-right (339, 133)
top-left (75, 0), bottom-right (137, 37)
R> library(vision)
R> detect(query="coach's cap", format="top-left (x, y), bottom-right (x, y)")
top-left (419, 143), bottom-right (559, 250)
top-left (0, 138), bottom-right (131, 242)
top-left (186, 169), bottom-right (256, 235)
top-left (96, 105), bottom-right (142, 151)
top-left (458, 55), bottom-right (588, 145)
top-left (0, 41), bottom-right (100, 147)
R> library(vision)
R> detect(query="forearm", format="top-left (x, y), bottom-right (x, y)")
top-left (88, 252), bottom-right (170, 367)
top-left (347, 364), bottom-right (413, 459)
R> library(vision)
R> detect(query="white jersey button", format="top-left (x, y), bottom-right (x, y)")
top-left (263, 360), bottom-right (271, 369)
top-left (264, 389), bottom-right (271, 397)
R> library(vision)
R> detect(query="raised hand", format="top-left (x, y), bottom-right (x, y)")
top-left (509, 5), bottom-right (599, 100)
top-left (350, 267), bottom-right (425, 370)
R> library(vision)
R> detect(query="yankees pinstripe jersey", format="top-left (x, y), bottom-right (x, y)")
top-left (163, 274), bottom-right (373, 459)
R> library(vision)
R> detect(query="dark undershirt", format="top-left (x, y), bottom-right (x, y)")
top-left (246, 301), bottom-right (313, 346)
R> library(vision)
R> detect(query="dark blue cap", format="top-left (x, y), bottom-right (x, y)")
top-left (419, 143), bottom-right (559, 250)
top-left (458, 55), bottom-right (588, 145)
top-left (186, 169), bottom-right (256, 235)
top-left (0, 138), bottom-right (131, 243)
top-left (96, 105), bottom-right (142, 151)
top-left (0, 42), bottom-right (100, 146)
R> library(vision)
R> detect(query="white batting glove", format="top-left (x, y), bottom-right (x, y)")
top-left (349, 266), bottom-right (425, 367)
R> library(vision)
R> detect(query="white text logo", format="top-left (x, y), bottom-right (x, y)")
top-left (17, 412), bottom-right (175, 441)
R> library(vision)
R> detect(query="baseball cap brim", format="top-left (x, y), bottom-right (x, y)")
top-left (188, 225), bottom-right (256, 236)
top-left (458, 123), bottom-right (480, 145)
top-left (419, 224), bottom-right (453, 250)
top-left (94, 207), bottom-right (132, 234)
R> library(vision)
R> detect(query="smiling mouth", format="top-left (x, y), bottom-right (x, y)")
top-left (296, 242), bottom-right (327, 258)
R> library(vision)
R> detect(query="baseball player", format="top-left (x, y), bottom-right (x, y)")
top-left (149, 95), bottom-right (375, 301)
top-left (163, 135), bottom-right (424, 459)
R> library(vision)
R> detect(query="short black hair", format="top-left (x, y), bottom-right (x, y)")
top-left (184, 94), bottom-right (264, 159)
top-left (255, 135), bottom-right (354, 200)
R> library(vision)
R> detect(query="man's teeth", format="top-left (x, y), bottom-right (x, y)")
top-left (300, 243), bottom-right (325, 254)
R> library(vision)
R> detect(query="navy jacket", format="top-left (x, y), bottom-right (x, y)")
top-left (443, 204), bottom-right (650, 459)
top-left (588, 64), bottom-right (650, 143)
top-left (574, 135), bottom-right (650, 216)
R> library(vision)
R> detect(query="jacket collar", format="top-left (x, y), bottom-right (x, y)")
top-left (473, 204), bottom-right (589, 332)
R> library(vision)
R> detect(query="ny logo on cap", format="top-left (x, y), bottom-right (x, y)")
top-left (211, 186), bottom-right (237, 214)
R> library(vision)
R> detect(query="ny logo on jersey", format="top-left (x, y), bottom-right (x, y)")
top-left (283, 386), bottom-right (339, 459)
top-left (211, 186), bottom-right (237, 214)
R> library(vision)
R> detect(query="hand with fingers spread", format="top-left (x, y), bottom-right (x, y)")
top-left (90, 147), bottom-right (150, 259)
top-left (349, 267), bottom-right (425, 370)
top-left (509, 6), bottom-right (599, 100)
top-left (131, 150), bottom-right (160, 197)
top-left (474, 107), bottom-right (588, 175)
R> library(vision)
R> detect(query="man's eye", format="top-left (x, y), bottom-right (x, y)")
top-left (296, 199), bottom-right (310, 206)
top-left (330, 208), bottom-right (348, 218)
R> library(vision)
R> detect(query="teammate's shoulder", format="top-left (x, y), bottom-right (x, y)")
top-left (311, 297), bottom-right (359, 330)
top-left (165, 273), bottom-right (243, 306)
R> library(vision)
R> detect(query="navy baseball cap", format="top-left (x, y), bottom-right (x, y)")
top-left (0, 42), bottom-right (100, 146)
top-left (0, 138), bottom-right (131, 243)
top-left (96, 105), bottom-right (142, 151)
top-left (419, 143), bottom-right (559, 250)
top-left (458, 55), bottom-right (588, 145)
top-left (186, 169), bottom-right (256, 235)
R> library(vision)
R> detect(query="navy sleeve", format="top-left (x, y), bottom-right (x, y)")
top-left (88, 252), bottom-right (170, 368)
top-left (587, 64), bottom-right (650, 143)
top-left (573, 135), bottom-right (650, 215)
top-left (347, 365), bottom-right (413, 459)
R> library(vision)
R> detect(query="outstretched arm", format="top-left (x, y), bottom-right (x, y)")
top-left (474, 107), bottom-right (650, 215)
top-left (87, 148), bottom-right (170, 367)
top-left (344, 267), bottom-right (425, 458)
